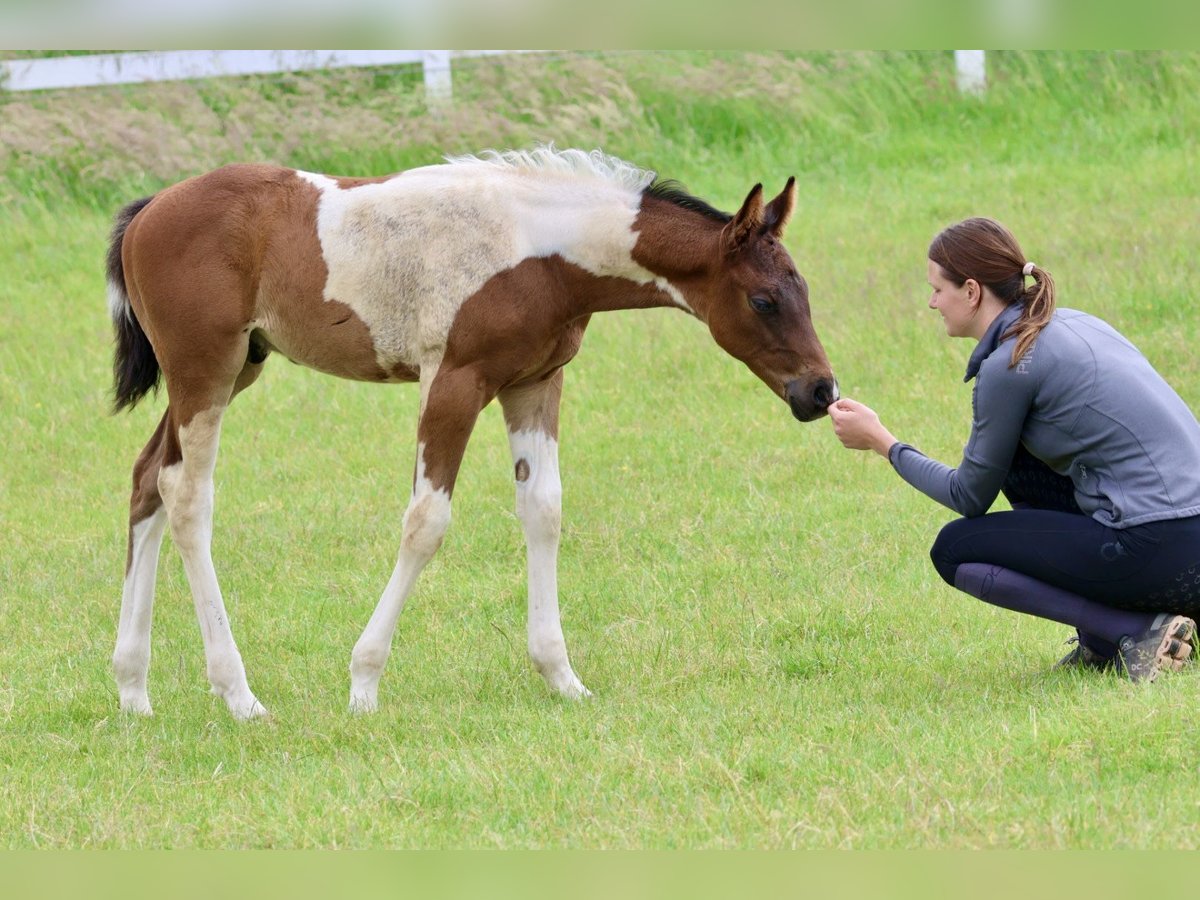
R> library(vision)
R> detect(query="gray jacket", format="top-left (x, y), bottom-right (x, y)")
top-left (889, 303), bottom-right (1200, 528)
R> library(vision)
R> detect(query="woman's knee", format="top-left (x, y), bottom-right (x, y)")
top-left (929, 520), bottom-right (967, 586)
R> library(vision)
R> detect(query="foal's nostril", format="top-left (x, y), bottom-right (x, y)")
top-left (812, 378), bottom-right (838, 409)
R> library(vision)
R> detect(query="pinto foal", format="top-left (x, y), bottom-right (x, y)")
top-left (108, 148), bottom-right (837, 719)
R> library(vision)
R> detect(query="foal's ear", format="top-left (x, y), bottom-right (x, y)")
top-left (763, 177), bottom-right (796, 238)
top-left (726, 183), bottom-right (765, 251)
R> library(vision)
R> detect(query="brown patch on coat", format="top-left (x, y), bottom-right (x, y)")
top-left (442, 255), bottom-right (671, 387)
top-left (411, 256), bottom-right (673, 492)
top-left (631, 193), bottom-right (724, 289)
top-left (514, 459), bottom-right (531, 482)
top-left (330, 174), bottom-right (396, 190)
top-left (122, 164), bottom-right (412, 413)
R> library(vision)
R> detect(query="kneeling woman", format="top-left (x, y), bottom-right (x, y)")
top-left (829, 217), bottom-right (1199, 681)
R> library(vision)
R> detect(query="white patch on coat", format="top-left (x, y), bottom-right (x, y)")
top-left (296, 147), bottom-right (687, 371)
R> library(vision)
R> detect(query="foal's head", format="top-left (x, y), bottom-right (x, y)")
top-left (704, 179), bottom-right (837, 422)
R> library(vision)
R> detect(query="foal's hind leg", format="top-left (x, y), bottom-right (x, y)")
top-left (113, 359), bottom-right (266, 717)
top-left (499, 372), bottom-right (591, 699)
top-left (112, 413), bottom-right (171, 714)
top-left (157, 358), bottom-right (267, 720)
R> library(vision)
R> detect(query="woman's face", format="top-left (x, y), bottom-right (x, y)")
top-left (927, 259), bottom-right (978, 338)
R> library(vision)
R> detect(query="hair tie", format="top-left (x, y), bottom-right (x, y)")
top-left (1022, 262), bottom-right (1036, 276)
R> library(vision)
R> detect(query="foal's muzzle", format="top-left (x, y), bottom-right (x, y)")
top-left (786, 376), bottom-right (839, 422)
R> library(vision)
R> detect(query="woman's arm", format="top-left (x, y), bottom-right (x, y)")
top-left (828, 368), bottom-right (1033, 517)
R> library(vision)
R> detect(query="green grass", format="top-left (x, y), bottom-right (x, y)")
top-left (3, 51), bottom-right (1200, 848)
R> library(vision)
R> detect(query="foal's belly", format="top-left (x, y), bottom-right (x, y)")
top-left (255, 292), bottom-right (419, 384)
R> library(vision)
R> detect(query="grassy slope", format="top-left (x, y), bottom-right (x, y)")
top-left (1, 51), bottom-right (1199, 847)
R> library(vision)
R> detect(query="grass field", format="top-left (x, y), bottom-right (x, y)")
top-left (2, 51), bottom-right (1200, 848)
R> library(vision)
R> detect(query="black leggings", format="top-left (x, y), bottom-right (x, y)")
top-left (930, 445), bottom-right (1200, 617)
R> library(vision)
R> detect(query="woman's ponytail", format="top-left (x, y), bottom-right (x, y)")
top-left (1005, 263), bottom-right (1056, 366)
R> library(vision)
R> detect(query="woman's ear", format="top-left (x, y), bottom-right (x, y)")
top-left (964, 278), bottom-right (980, 306)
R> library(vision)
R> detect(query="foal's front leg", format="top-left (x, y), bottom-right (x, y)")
top-left (349, 366), bottom-right (486, 712)
top-left (500, 375), bottom-right (591, 700)
top-left (348, 444), bottom-right (452, 712)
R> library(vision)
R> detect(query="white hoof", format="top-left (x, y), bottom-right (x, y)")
top-left (550, 671), bottom-right (592, 700)
top-left (227, 694), bottom-right (269, 721)
top-left (565, 682), bottom-right (594, 701)
top-left (119, 694), bottom-right (154, 716)
top-left (349, 688), bottom-right (379, 714)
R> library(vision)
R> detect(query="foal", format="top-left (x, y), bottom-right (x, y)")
top-left (108, 147), bottom-right (837, 718)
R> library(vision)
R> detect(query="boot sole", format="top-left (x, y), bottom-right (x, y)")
top-left (1145, 616), bottom-right (1197, 682)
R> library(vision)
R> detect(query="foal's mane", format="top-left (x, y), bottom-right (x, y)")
top-left (444, 146), bottom-right (731, 224)
top-left (642, 180), bottom-right (732, 223)
top-left (444, 146), bottom-right (656, 194)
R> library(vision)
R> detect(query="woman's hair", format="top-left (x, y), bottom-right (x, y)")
top-left (928, 217), bottom-right (1056, 367)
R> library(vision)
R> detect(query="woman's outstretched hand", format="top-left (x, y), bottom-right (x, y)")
top-left (827, 398), bottom-right (899, 457)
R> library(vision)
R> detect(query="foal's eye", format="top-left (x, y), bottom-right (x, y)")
top-left (749, 296), bottom-right (777, 314)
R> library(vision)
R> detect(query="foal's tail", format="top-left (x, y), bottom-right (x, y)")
top-left (107, 196), bottom-right (159, 413)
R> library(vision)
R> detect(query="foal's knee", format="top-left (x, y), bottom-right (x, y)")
top-left (518, 484), bottom-right (561, 541)
top-left (401, 491), bottom-right (452, 559)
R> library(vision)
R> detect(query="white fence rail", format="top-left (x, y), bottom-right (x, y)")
top-left (0, 49), bottom-right (526, 101)
top-left (2, 50), bottom-right (987, 99)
